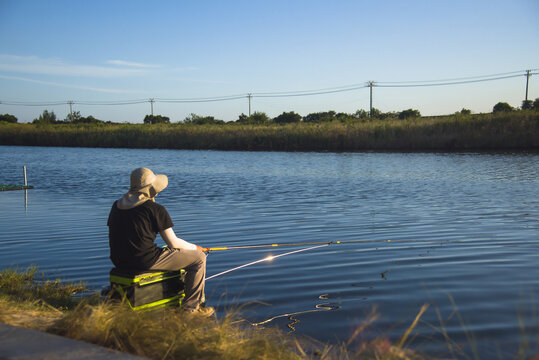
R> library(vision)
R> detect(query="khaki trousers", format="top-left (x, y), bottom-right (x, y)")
top-left (150, 248), bottom-right (206, 310)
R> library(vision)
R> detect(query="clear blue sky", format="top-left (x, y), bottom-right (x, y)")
top-left (1, 0), bottom-right (538, 123)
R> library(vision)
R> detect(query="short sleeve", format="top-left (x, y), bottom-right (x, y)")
top-left (154, 203), bottom-right (174, 232)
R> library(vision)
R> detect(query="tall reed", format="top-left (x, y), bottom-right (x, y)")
top-left (1, 111), bottom-right (537, 151)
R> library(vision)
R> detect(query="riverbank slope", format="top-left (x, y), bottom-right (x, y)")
top-left (0, 268), bottom-right (427, 360)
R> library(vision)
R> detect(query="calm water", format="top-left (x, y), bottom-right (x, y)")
top-left (1, 146), bottom-right (538, 357)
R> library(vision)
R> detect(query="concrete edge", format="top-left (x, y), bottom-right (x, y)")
top-left (0, 323), bottom-right (146, 360)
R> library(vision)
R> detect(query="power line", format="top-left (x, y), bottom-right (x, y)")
top-left (253, 84), bottom-right (369, 98)
top-left (0, 100), bottom-right (68, 106)
top-left (156, 94), bottom-right (247, 103)
top-left (376, 73), bottom-right (537, 88)
top-left (252, 83), bottom-right (369, 96)
top-left (0, 69), bottom-right (536, 107)
top-left (76, 99), bottom-right (149, 105)
top-left (376, 69), bottom-right (536, 85)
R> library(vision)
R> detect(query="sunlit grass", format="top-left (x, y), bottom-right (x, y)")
top-left (50, 303), bottom-right (313, 360)
top-left (3, 268), bottom-right (538, 359)
top-left (1, 111), bottom-right (537, 151)
top-left (0, 267), bottom-right (433, 359)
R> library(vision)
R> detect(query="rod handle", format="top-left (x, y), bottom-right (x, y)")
top-left (205, 247), bottom-right (229, 252)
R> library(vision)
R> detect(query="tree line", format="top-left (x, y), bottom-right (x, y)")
top-left (1, 99), bottom-right (538, 125)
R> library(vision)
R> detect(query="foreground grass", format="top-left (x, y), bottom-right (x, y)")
top-left (0, 268), bottom-right (426, 360)
top-left (0, 111), bottom-right (537, 151)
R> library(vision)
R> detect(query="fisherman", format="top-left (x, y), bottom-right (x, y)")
top-left (107, 167), bottom-right (213, 315)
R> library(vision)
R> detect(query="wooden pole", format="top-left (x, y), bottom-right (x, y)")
top-left (525, 70), bottom-right (530, 101)
top-left (23, 165), bottom-right (28, 211)
top-left (68, 101), bottom-right (73, 122)
top-left (369, 82), bottom-right (373, 117)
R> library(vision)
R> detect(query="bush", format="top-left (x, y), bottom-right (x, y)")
top-left (273, 111), bottom-right (301, 124)
top-left (459, 108), bottom-right (472, 115)
top-left (521, 100), bottom-right (533, 110)
top-left (0, 114), bottom-right (17, 123)
top-left (143, 115), bottom-right (170, 124)
top-left (533, 98), bottom-right (539, 111)
top-left (354, 109), bottom-right (369, 119)
top-left (62, 111), bottom-right (104, 124)
top-left (250, 111), bottom-right (270, 124)
top-left (73, 115), bottom-right (104, 124)
top-left (33, 110), bottom-right (58, 124)
top-left (303, 111), bottom-right (337, 123)
top-left (64, 111), bottom-right (82, 123)
top-left (370, 108), bottom-right (398, 119)
top-left (493, 102), bottom-right (514, 113)
top-left (183, 113), bottom-right (225, 125)
top-left (236, 111), bottom-right (270, 124)
top-left (398, 109), bottom-right (421, 119)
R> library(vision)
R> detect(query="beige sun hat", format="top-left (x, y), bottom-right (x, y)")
top-left (117, 167), bottom-right (168, 209)
top-left (129, 167), bottom-right (168, 197)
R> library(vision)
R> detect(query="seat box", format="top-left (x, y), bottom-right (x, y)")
top-left (109, 268), bottom-right (185, 311)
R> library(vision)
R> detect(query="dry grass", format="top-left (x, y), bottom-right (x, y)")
top-left (0, 267), bottom-right (433, 359)
top-left (51, 302), bottom-right (310, 360)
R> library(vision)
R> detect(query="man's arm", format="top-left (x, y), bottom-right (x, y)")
top-left (160, 227), bottom-right (203, 252)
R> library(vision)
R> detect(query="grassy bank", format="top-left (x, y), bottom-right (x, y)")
top-left (1, 111), bottom-right (538, 151)
top-left (0, 268), bottom-right (427, 359)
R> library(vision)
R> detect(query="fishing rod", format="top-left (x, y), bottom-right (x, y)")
top-left (206, 244), bottom-right (328, 280)
top-left (204, 238), bottom-right (443, 279)
top-left (203, 238), bottom-right (415, 252)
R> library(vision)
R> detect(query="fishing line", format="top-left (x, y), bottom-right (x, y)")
top-left (206, 244), bottom-right (328, 281)
top-left (251, 303), bottom-right (340, 328)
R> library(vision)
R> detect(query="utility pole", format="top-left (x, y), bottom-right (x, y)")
top-left (525, 70), bottom-right (531, 101)
top-left (247, 93), bottom-right (252, 116)
top-left (149, 98), bottom-right (154, 116)
top-left (368, 82), bottom-right (374, 117)
top-left (68, 101), bottom-right (73, 122)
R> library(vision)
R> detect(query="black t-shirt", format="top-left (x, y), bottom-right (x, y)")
top-left (107, 200), bottom-right (174, 270)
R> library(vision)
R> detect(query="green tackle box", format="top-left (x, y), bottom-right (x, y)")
top-left (109, 268), bottom-right (185, 311)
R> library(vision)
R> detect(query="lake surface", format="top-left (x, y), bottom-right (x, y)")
top-left (1, 145), bottom-right (538, 358)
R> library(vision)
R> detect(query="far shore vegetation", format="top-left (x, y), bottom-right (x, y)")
top-left (0, 99), bottom-right (538, 151)
top-left (0, 267), bottom-right (434, 360)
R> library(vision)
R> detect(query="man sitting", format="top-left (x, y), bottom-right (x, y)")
top-left (108, 167), bottom-right (212, 315)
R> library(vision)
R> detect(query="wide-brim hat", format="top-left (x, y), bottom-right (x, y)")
top-left (129, 167), bottom-right (168, 198)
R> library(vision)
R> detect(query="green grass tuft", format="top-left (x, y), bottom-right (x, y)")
top-left (0, 266), bottom-right (86, 309)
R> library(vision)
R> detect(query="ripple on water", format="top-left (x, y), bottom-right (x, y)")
top-left (0, 147), bottom-right (538, 357)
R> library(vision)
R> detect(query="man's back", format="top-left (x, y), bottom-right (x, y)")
top-left (108, 200), bottom-right (172, 269)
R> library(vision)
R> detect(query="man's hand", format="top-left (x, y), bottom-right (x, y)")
top-left (196, 245), bottom-right (205, 252)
